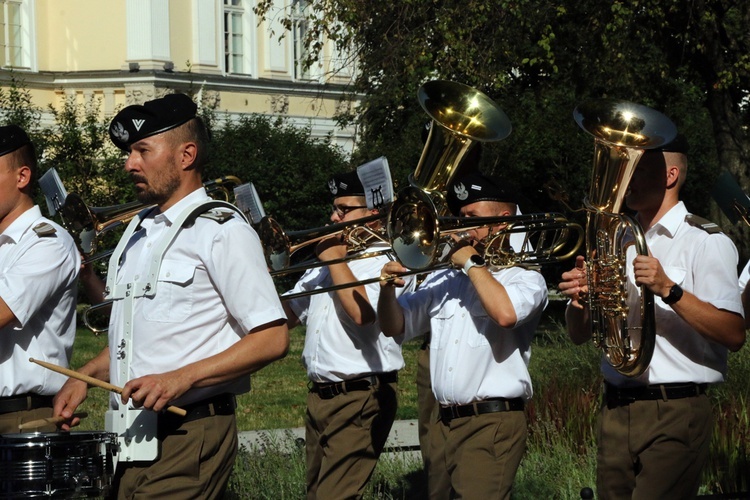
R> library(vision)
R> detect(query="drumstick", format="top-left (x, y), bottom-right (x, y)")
top-left (19, 412), bottom-right (89, 430)
top-left (29, 358), bottom-right (187, 417)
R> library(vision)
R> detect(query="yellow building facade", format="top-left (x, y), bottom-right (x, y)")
top-left (0, 0), bottom-right (358, 151)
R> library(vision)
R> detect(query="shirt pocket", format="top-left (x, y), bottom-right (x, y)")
top-left (431, 303), bottom-right (456, 350)
top-left (142, 259), bottom-right (196, 323)
top-left (466, 299), bottom-right (491, 347)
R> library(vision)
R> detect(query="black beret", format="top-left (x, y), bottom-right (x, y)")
top-left (0, 124), bottom-right (31, 157)
top-left (327, 170), bottom-right (365, 198)
top-left (446, 172), bottom-right (518, 216)
top-left (109, 93), bottom-right (197, 151)
top-left (656, 133), bottom-right (689, 154)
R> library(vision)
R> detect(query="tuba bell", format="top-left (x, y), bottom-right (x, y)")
top-left (574, 98), bottom-right (677, 377)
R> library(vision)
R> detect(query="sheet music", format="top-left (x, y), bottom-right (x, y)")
top-left (38, 168), bottom-right (69, 216)
top-left (357, 156), bottom-right (394, 209)
top-left (233, 182), bottom-right (266, 225)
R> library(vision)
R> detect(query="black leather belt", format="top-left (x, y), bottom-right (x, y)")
top-left (160, 393), bottom-right (236, 428)
top-left (310, 371), bottom-right (398, 400)
top-left (439, 397), bottom-right (525, 424)
top-left (605, 382), bottom-right (707, 408)
top-left (0, 394), bottom-right (54, 415)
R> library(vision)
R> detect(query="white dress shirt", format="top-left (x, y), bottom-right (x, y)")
top-left (107, 188), bottom-right (286, 406)
top-left (0, 205), bottom-right (80, 396)
top-left (605, 201), bottom-right (743, 387)
top-left (285, 243), bottom-right (412, 383)
top-left (397, 266), bottom-right (548, 405)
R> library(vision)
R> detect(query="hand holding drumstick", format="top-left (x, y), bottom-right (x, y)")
top-left (18, 412), bottom-right (88, 431)
top-left (30, 358), bottom-right (186, 429)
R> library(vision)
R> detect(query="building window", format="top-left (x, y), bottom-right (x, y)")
top-left (0, 0), bottom-right (23, 68)
top-left (292, 0), bottom-right (310, 80)
top-left (223, 0), bottom-right (244, 74)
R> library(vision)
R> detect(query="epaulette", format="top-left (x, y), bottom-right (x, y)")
top-left (32, 222), bottom-right (57, 237)
top-left (686, 214), bottom-right (723, 234)
top-left (199, 208), bottom-right (235, 224)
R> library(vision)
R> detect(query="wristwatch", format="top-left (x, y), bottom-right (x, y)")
top-left (662, 284), bottom-right (683, 305)
top-left (462, 254), bottom-right (486, 275)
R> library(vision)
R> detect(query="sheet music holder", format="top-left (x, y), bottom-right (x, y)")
top-left (38, 168), bottom-right (69, 217)
top-left (711, 170), bottom-right (750, 225)
top-left (357, 157), bottom-right (394, 210)
top-left (233, 182), bottom-right (267, 225)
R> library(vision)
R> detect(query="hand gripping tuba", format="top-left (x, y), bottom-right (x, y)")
top-left (574, 99), bottom-right (677, 377)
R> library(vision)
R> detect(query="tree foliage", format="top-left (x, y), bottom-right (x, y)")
top-left (256, 0), bottom-right (750, 258)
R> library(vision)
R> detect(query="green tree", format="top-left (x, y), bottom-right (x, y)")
top-left (207, 114), bottom-right (350, 231)
top-left (255, 0), bottom-right (750, 258)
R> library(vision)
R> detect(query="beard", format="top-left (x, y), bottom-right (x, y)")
top-left (132, 173), bottom-right (180, 206)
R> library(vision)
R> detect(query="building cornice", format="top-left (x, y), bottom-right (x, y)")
top-left (0, 69), bottom-right (360, 100)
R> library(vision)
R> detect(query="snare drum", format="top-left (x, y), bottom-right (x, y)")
top-left (0, 431), bottom-right (117, 498)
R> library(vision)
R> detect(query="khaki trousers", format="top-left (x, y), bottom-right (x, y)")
top-left (0, 407), bottom-right (56, 434)
top-left (596, 394), bottom-right (712, 499)
top-left (417, 342), bottom-right (438, 472)
top-left (305, 380), bottom-right (397, 499)
top-left (428, 409), bottom-right (527, 500)
top-left (112, 413), bottom-right (237, 500)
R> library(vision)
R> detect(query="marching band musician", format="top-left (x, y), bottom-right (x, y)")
top-left (283, 171), bottom-right (415, 499)
top-left (0, 125), bottom-right (80, 433)
top-left (558, 135), bottom-right (745, 498)
top-left (378, 172), bottom-right (548, 500)
top-left (53, 93), bottom-right (289, 499)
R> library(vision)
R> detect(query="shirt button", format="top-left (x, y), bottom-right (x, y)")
top-left (166, 272), bottom-right (171, 277)
top-left (134, 275), bottom-right (140, 280)
top-left (454, 339), bottom-right (458, 344)
top-left (315, 329), bottom-right (320, 334)
top-left (147, 242), bottom-right (152, 248)
top-left (448, 367), bottom-right (453, 372)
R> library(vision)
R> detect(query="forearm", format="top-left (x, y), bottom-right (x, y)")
top-left (175, 320), bottom-right (289, 388)
top-left (327, 262), bottom-right (375, 325)
top-left (565, 303), bottom-right (592, 345)
top-left (671, 293), bottom-right (746, 351)
top-left (466, 267), bottom-right (516, 327)
top-left (77, 346), bottom-right (111, 382)
top-left (79, 265), bottom-right (107, 305)
top-left (377, 287), bottom-right (405, 337)
top-left (742, 286), bottom-right (750, 329)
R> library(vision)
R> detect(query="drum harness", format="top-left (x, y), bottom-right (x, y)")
top-left (104, 199), bottom-right (245, 462)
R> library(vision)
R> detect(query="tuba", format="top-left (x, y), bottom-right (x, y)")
top-left (387, 80), bottom-right (583, 272)
top-left (574, 99), bottom-right (677, 377)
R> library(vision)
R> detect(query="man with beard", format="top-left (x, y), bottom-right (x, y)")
top-left (54, 93), bottom-right (289, 499)
top-left (558, 135), bottom-right (745, 497)
top-left (0, 125), bottom-right (79, 433)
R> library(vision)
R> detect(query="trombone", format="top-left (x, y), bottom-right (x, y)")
top-left (259, 212), bottom-right (390, 276)
top-left (387, 187), bottom-right (584, 271)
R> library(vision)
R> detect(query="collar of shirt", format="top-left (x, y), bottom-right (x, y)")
top-left (0, 205), bottom-right (42, 244)
top-left (643, 201), bottom-right (687, 241)
top-left (140, 187), bottom-right (210, 234)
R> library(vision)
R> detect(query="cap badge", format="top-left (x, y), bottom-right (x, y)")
top-left (328, 179), bottom-right (338, 195)
top-left (454, 182), bottom-right (469, 201)
top-left (111, 122), bottom-right (129, 143)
